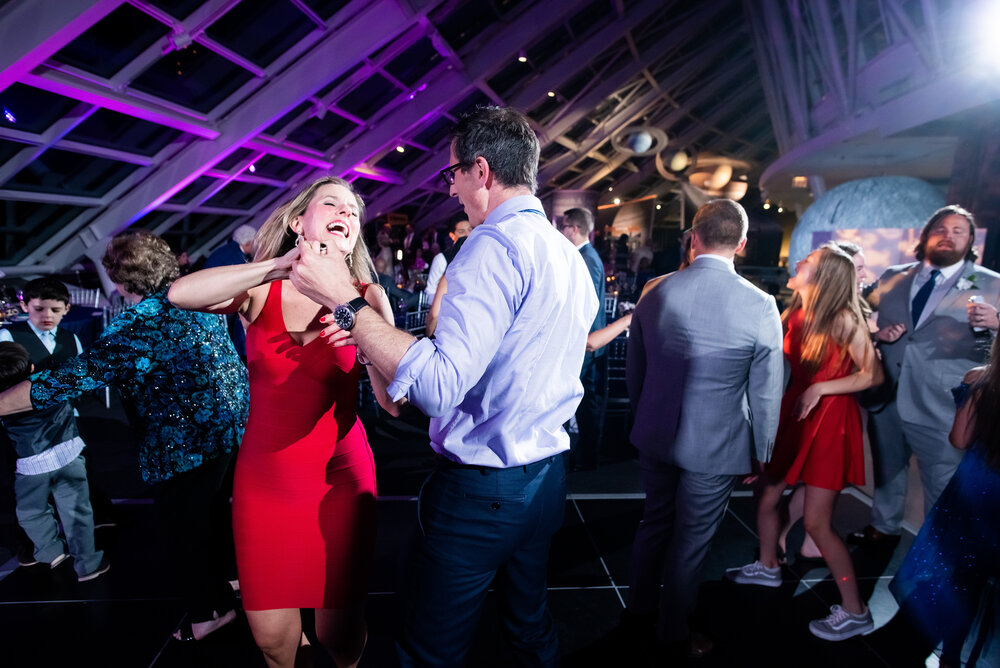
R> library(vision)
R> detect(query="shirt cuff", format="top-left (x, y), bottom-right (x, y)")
top-left (387, 337), bottom-right (435, 402)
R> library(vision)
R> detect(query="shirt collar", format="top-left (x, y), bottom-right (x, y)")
top-left (482, 194), bottom-right (545, 227)
top-left (27, 321), bottom-right (57, 340)
top-left (923, 258), bottom-right (965, 281)
top-left (693, 253), bottom-right (735, 270)
top-left (575, 240), bottom-right (589, 251)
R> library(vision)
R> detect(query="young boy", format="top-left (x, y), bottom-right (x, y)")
top-left (0, 277), bottom-right (83, 369)
top-left (0, 277), bottom-right (89, 565)
top-left (0, 342), bottom-right (109, 581)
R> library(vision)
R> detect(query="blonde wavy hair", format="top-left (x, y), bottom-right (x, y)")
top-left (783, 243), bottom-right (869, 372)
top-left (253, 176), bottom-right (376, 285)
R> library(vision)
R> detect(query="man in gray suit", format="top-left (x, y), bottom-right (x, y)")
top-left (624, 199), bottom-right (784, 655)
top-left (851, 205), bottom-right (1000, 547)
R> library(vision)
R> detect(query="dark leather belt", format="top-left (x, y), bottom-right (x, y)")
top-left (435, 455), bottom-right (556, 475)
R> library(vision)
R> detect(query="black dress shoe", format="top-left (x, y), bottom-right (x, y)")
top-left (847, 525), bottom-right (901, 548)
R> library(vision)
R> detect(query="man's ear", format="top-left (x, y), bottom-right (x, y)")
top-left (63, 302), bottom-right (71, 315)
top-left (18, 301), bottom-right (27, 313)
top-left (474, 156), bottom-right (491, 187)
top-left (735, 237), bottom-right (748, 254)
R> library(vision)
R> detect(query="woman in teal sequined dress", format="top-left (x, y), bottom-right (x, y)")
top-left (0, 231), bottom-right (249, 643)
top-left (890, 337), bottom-right (1000, 668)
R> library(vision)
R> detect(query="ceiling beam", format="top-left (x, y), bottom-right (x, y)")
top-left (365, 2), bottom-right (730, 221)
top-left (43, 0), bottom-right (422, 268)
top-left (0, 0), bottom-right (122, 95)
top-left (22, 69), bottom-right (220, 139)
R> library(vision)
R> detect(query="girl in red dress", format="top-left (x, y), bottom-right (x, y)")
top-left (726, 243), bottom-right (882, 641)
top-left (170, 177), bottom-right (400, 668)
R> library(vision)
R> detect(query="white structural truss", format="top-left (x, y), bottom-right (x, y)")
top-left (747, 0), bottom-right (1000, 203)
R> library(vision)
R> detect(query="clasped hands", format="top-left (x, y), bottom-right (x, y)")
top-left (287, 239), bottom-right (362, 347)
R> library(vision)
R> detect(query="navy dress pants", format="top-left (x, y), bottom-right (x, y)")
top-left (398, 455), bottom-right (565, 667)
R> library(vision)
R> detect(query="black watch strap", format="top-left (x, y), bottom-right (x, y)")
top-left (347, 296), bottom-right (370, 314)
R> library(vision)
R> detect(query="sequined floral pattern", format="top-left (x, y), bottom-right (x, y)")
top-left (29, 290), bottom-right (249, 484)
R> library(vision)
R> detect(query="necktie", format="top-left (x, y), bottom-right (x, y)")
top-left (910, 269), bottom-right (940, 325)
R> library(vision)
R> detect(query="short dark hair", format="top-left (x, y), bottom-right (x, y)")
top-left (21, 277), bottom-right (70, 305)
top-left (691, 199), bottom-right (748, 250)
top-left (451, 106), bottom-right (539, 193)
top-left (563, 208), bottom-right (594, 235)
top-left (914, 205), bottom-right (977, 262)
top-left (447, 217), bottom-right (470, 234)
top-left (0, 342), bottom-right (32, 393)
top-left (102, 231), bottom-right (180, 297)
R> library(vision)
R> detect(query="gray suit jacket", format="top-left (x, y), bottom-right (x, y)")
top-left (868, 260), bottom-right (1000, 431)
top-left (626, 257), bottom-right (784, 475)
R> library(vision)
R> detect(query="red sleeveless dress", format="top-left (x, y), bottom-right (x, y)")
top-left (765, 308), bottom-right (865, 491)
top-left (233, 281), bottom-right (377, 610)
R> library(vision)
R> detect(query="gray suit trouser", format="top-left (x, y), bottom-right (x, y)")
top-left (868, 401), bottom-right (964, 534)
top-left (627, 455), bottom-right (735, 642)
top-left (14, 454), bottom-right (103, 577)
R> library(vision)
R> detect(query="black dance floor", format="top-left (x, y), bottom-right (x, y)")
top-left (0, 393), bottom-right (919, 667)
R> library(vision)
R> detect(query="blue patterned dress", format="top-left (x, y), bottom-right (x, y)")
top-left (890, 384), bottom-right (1000, 665)
top-left (29, 290), bottom-right (248, 484)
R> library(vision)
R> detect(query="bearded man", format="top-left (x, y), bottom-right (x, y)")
top-left (850, 205), bottom-right (1000, 547)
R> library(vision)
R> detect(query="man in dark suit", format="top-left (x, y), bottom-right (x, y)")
top-left (624, 199), bottom-right (784, 655)
top-left (560, 207), bottom-right (606, 470)
top-left (203, 224), bottom-right (256, 361)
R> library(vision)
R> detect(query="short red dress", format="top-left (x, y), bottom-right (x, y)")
top-left (233, 280), bottom-right (377, 611)
top-left (766, 308), bottom-right (865, 491)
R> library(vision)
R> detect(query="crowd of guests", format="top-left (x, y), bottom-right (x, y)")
top-left (0, 104), bottom-right (997, 667)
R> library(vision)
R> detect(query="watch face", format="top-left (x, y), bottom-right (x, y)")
top-left (333, 304), bottom-right (355, 331)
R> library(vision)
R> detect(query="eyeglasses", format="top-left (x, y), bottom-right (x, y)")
top-left (439, 161), bottom-right (469, 186)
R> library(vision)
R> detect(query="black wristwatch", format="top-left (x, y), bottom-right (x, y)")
top-left (332, 297), bottom-right (370, 331)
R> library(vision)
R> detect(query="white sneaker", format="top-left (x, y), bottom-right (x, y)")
top-left (725, 560), bottom-right (782, 587)
top-left (808, 605), bottom-right (873, 641)
top-left (49, 553), bottom-right (69, 569)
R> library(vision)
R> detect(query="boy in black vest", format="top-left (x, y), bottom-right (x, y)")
top-left (0, 342), bottom-right (108, 580)
top-left (0, 277), bottom-right (82, 371)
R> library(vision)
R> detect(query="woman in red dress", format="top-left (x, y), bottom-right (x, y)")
top-left (169, 177), bottom-right (400, 668)
top-left (726, 243), bottom-right (882, 641)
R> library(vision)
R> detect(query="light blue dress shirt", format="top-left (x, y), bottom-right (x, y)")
top-left (388, 195), bottom-right (599, 467)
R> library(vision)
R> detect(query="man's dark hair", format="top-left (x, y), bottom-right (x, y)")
top-left (447, 217), bottom-right (469, 235)
top-left (691, 199), bottom-right (748, 250)
top-left (0, 342), bottom-right (32, 393)
top-left (21, 277), bottom-right (70, 305)
top-left (914, 205), bottom-right (977, 262)
top-left (450, 106), bottom-right (539, 193)
top-left (563, 208), bottom-right (594, 236)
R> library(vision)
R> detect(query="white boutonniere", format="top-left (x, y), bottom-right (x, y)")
top-left (957, 274), bottom-right (979, 291)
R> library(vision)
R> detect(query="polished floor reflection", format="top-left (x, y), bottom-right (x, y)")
top-left (0, 394), bottom-right (915, 667)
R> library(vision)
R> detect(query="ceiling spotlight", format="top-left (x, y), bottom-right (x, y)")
top-left (655, 203), bottom-right (662, 210)
top-left (608, 186), bottom-right (613, 191)
top-left (396, 249), bottom-right (403, 261)
top-left (763, 201), bottom-right (770, 210)
top-left (248, 163), bottom-right (256, 173)
top-left (613, 198), bottom-right (621, 205)
top-left (396, 145), bottom-right (405, 153)
top-left (547, 91), bottom-right (555, 98)
top-left (777, 205), bottom-right (784, 213)
top-left (2, 107), bottom-right (15, 123)
top-left (517, 50), bottom-right (527, 63)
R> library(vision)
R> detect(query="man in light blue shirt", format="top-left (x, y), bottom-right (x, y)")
top-left (291, 106), bottom-right (597, 666)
